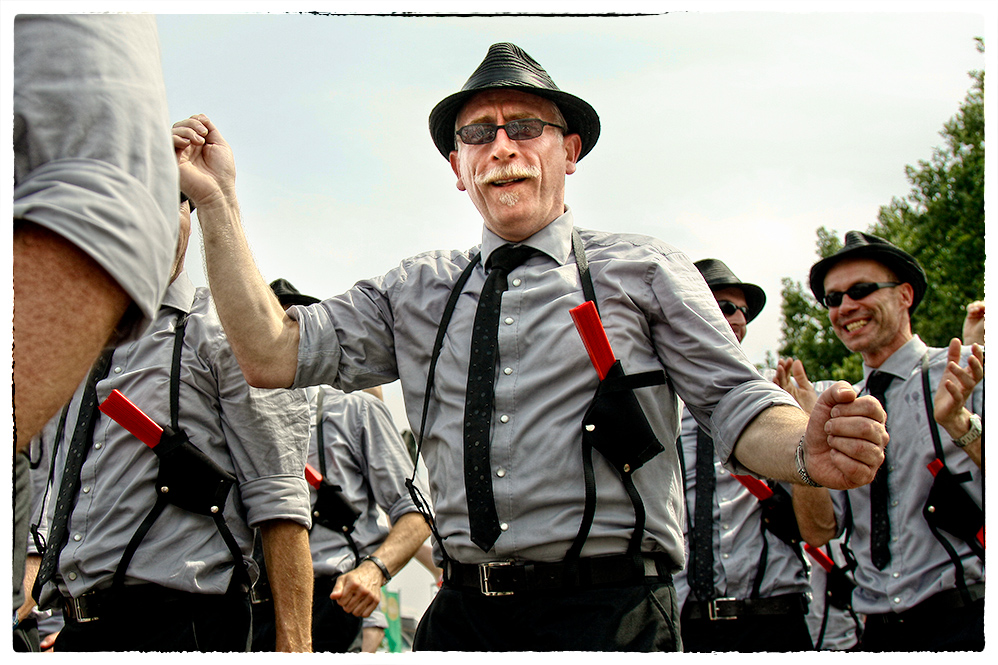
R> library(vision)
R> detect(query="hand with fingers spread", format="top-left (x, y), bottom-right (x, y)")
top-left (962, 300), bottom-right (984, 346)
top-left (933, 338), bottom-right (984, 467)
top-left (775, 357), bottom-right (819, 415)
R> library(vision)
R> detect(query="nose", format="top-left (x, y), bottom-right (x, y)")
top-left (489, 126), bottom-right (518, 158)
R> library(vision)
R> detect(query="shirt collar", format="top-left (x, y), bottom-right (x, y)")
top-left (479, 206), bottom-right (575, 267)
top-left (862, 335), bottom-right (927, 384)
top-left (159, 271), bottom-right (197, 315)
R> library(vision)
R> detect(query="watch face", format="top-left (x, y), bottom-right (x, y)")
top-left (955, 414), bottom-right (982, 447)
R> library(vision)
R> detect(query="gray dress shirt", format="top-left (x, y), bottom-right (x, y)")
top-left (13, 15), bottom-right (178, 339)
top-left (830, 335), bottom-right (984, 615)
top-left (673, 406), bottom-right (809, 609)
top-left (306, 385), bottom-right (425, 578)
top-left (33, 272), bottom-right (312, 608)
top-left (289, 209), bottom-right (800, 567)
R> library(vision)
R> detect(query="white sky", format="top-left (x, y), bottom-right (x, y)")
top-left (4, 0), bottom-right (996, 636)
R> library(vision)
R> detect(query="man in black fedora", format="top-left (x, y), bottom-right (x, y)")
top-left (674, 260), bottom-right (814, 652)
top-left (785, 231), bottom-right (984, 651)
top-left (176, 44), bottom-right (889, 651)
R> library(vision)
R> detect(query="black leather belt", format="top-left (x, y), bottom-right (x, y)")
top-left (865, 583), bottom-right (985, 625)
top-left (685, 593), bottom-right (808, 621)
top-left (62, 583), bottom-right (226, 623)
top-left (442, 553), bottom-right (672, 597)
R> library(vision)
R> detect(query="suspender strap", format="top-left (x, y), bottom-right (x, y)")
top-left (572, 228), bottom-right (599, 315)
top-left (114, 312), bottom-right (250, 594)
top-left (314, 388), bottom-right (362, 566)
top-left (406, 253), bottom-right (482, 563)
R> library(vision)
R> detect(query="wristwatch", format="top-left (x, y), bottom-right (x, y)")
top-left (953, 412), bottom-right (982, 448)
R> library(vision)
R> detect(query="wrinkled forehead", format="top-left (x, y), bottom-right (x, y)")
top-left (456, 89), bottom-right (564, 126)
top-left (824, 257), bottom-right (896, 289)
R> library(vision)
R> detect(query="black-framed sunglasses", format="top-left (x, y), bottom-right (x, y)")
top-left (717, 300), bottom-right (750, 318)
top-left (180, 192), bottom-right (196, 212)
top-left (822, 282), bottom-right (901, 308)
top-left (455, 118), bottom-right (566, 145)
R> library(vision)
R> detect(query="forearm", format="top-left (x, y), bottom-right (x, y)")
top-left (937, 409), bottom-right (983, 469)
top-left (366, 512), bottom-right (433, 579)
top-left (260, 519), bottom-right (313, 652)
top-left (792, 486), bottom-right (837, 546)
top-left (18, 554), bottom-right (41, 621)
top-left (196, 194), bottom-right (299, 388)
top-left (731, 404), bottom-right (808, 484)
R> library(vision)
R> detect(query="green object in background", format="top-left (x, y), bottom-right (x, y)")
top-left (383, 589), bottom-right (403, 653)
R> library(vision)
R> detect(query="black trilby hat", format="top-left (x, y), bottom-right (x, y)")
top-left (809, 231), bottom-right (926, 315)
top-left (429, 42), bottom-right (601, 160)
top-left (269, 278), bottom-right (319, 307)
top-left (694, 259), bottom-right (766, 323)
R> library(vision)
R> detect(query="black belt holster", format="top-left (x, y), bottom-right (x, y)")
top-left (153, 426), bottom-right (236, 515)
top-left (923, 462), bottom-right (984, 560)
top-left (312, 482), bottom-right (361, 534)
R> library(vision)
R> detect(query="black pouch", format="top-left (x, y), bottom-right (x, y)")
top-left (923, 462), bottom-right (984, 560)
top-left (581, 360), bottom-right (666, 474)
top-left (313, 483), bottom-right (361, 533)
top-left (153, 426), bottom-right (236, 515)
top-left (759, 483), bottom-right (804, 549)
top-left (825, 564), bottom-right (857, 611)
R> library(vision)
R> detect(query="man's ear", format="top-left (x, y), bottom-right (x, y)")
top-left (564, 133), bottom-right (582, 176)
top-left (449, 150), bottom-right (467, 191)
top-left (897, 282), bottom-right (915, 310)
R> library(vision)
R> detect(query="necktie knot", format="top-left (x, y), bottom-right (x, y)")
top-left (486, 244), bottom-right (539, 274)
top-left (865, 371), bottom-right (897, 406)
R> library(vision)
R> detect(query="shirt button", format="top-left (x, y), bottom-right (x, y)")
top-left (511, 278), bottom-right (522, 287)
top-left (500, 523), bottom-right (509, 531)
top-left (82, 486), bottom-right (91, 494)
top-left (503, 367), bottom-right (513, 375)
top-left (113, 366), bottom-right (123, 374)
top-left (892, 597), bottom-right (901, 605)
top-left (892, 572), bottom-right (900, 578)
top-left (67, 572), bottom-right (77, 581)
top-left (891, 500), bottom-right (899, 507)
top-left (722, 553), bottom-right (730, 559)
top-left (500, 415), bottom-right (509, 423)
top-left (722, 524), bottom-right (730, 530)
top-left (496, 468), bottom-right (506, 478)
top-left (94, 442), bottom-right (102, 450)
top-left (73, 533), bottom-right (82, 542)
top-left (504, 317), bottom-right (514, 325)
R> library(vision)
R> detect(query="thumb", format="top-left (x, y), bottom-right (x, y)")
top-left (329, 575), bottom-right (346, 600)
top-left (791, 359), bottom-right (812, 390)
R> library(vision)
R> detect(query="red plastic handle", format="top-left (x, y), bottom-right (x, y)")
top-left (569, 301), bottom-right (616, 380)
top-left (98, 389), bottom-right (164, 448)
top-left (305, 464), bottom-right (323, 489)
top-left (804, 543), bottom-right (835, 573)
top-left (732, 474), bottom-right (774, 501)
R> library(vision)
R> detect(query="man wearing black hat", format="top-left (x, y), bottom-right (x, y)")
top-left (674, 260), bottom-right (813, 652)
top-left (177, 45), bottom-right (889, 651)
top-left (790, 231), bottom-right (984, 652)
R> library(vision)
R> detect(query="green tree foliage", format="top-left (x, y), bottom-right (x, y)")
top-left (778, 39), bottom-right (984, 382)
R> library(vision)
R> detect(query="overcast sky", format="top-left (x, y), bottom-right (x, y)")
top-left (147, 5), bottom-right (990, 428)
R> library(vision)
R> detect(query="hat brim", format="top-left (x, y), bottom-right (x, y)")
top-left (429, 84), bottom-right (600, 160)
top-left (278, 294), bottom-right (320, 307)
top-left (809, 246), bottom-right (926, 314)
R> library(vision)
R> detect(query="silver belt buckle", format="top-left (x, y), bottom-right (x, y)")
top-left (66, 593), bottom-right (99, 623)
top-left (478, 561), bottom-right (515, 597)
top-left (708, 597), bottom-right (738, 621)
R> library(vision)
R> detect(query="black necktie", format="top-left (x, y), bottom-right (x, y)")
top-left (866, 370), bottom-right (896, 570)
top-left (36, 349), bottom-right (114, 588)
top-left (691, 426), bottom-right (716, 601)
top-left (464, 244), bottom-right (538, 552)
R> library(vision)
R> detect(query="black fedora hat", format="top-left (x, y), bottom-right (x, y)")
top-left (429, 42), bottom-right (600, 161)
top-left (269, 278), bottom-right (319, 307)
top-left (694, 259), bottom-right (766, 323)
top-left (809, 231), bottom-right (926, 314)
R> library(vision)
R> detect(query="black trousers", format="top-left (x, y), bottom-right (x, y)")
top-left (413, 580), bottom-right (680, 652)
top-left (251, 575), bottom-right (363, 653)
top-left (860, 597), bottom-right (984, 652)
top-left (680, 607), bottom-right (814, 652)
top-left (55, 585), bottom-right (251, 652)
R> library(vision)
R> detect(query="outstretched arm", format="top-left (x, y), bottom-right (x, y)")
top-left (330, 512), bottom-right (431, 618)
top-left (934, 338), bottom-right (984, 468)
top-left (733, 383), bottom-right (888, 491)
top-left (172, 114), bottom-right (299, 388)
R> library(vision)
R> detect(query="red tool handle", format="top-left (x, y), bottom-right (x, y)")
top-left (98, 389), bottom-right (163, 448)
top-left (804, 543), bottom-right (835, 573)
top-left (569, 301), bottom-right (616, 380)
top-left (732, 474), bottom-right (775, 501)
top-left (305, 463), bottom-right (323, 489)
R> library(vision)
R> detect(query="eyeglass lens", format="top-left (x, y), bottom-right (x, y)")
top-left (457, 119), bottom-right (558, 145)
top-left (824, 282), bottom-right (899, 308)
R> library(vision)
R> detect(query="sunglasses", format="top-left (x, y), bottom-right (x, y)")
top-left (717, 300), bottom-right (750, 318)
top-left (456, 118), bottom-right (566, 145)
top-left (822, 282), bottom-right (901, 308)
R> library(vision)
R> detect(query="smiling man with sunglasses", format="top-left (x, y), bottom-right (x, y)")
top-left (181, 43), bottom-right (891, 652)
top-left (787, 230), bottom-right (984, 652)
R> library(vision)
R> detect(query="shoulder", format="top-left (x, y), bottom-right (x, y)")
top-left (577, 227), bottom-right (685, 262)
